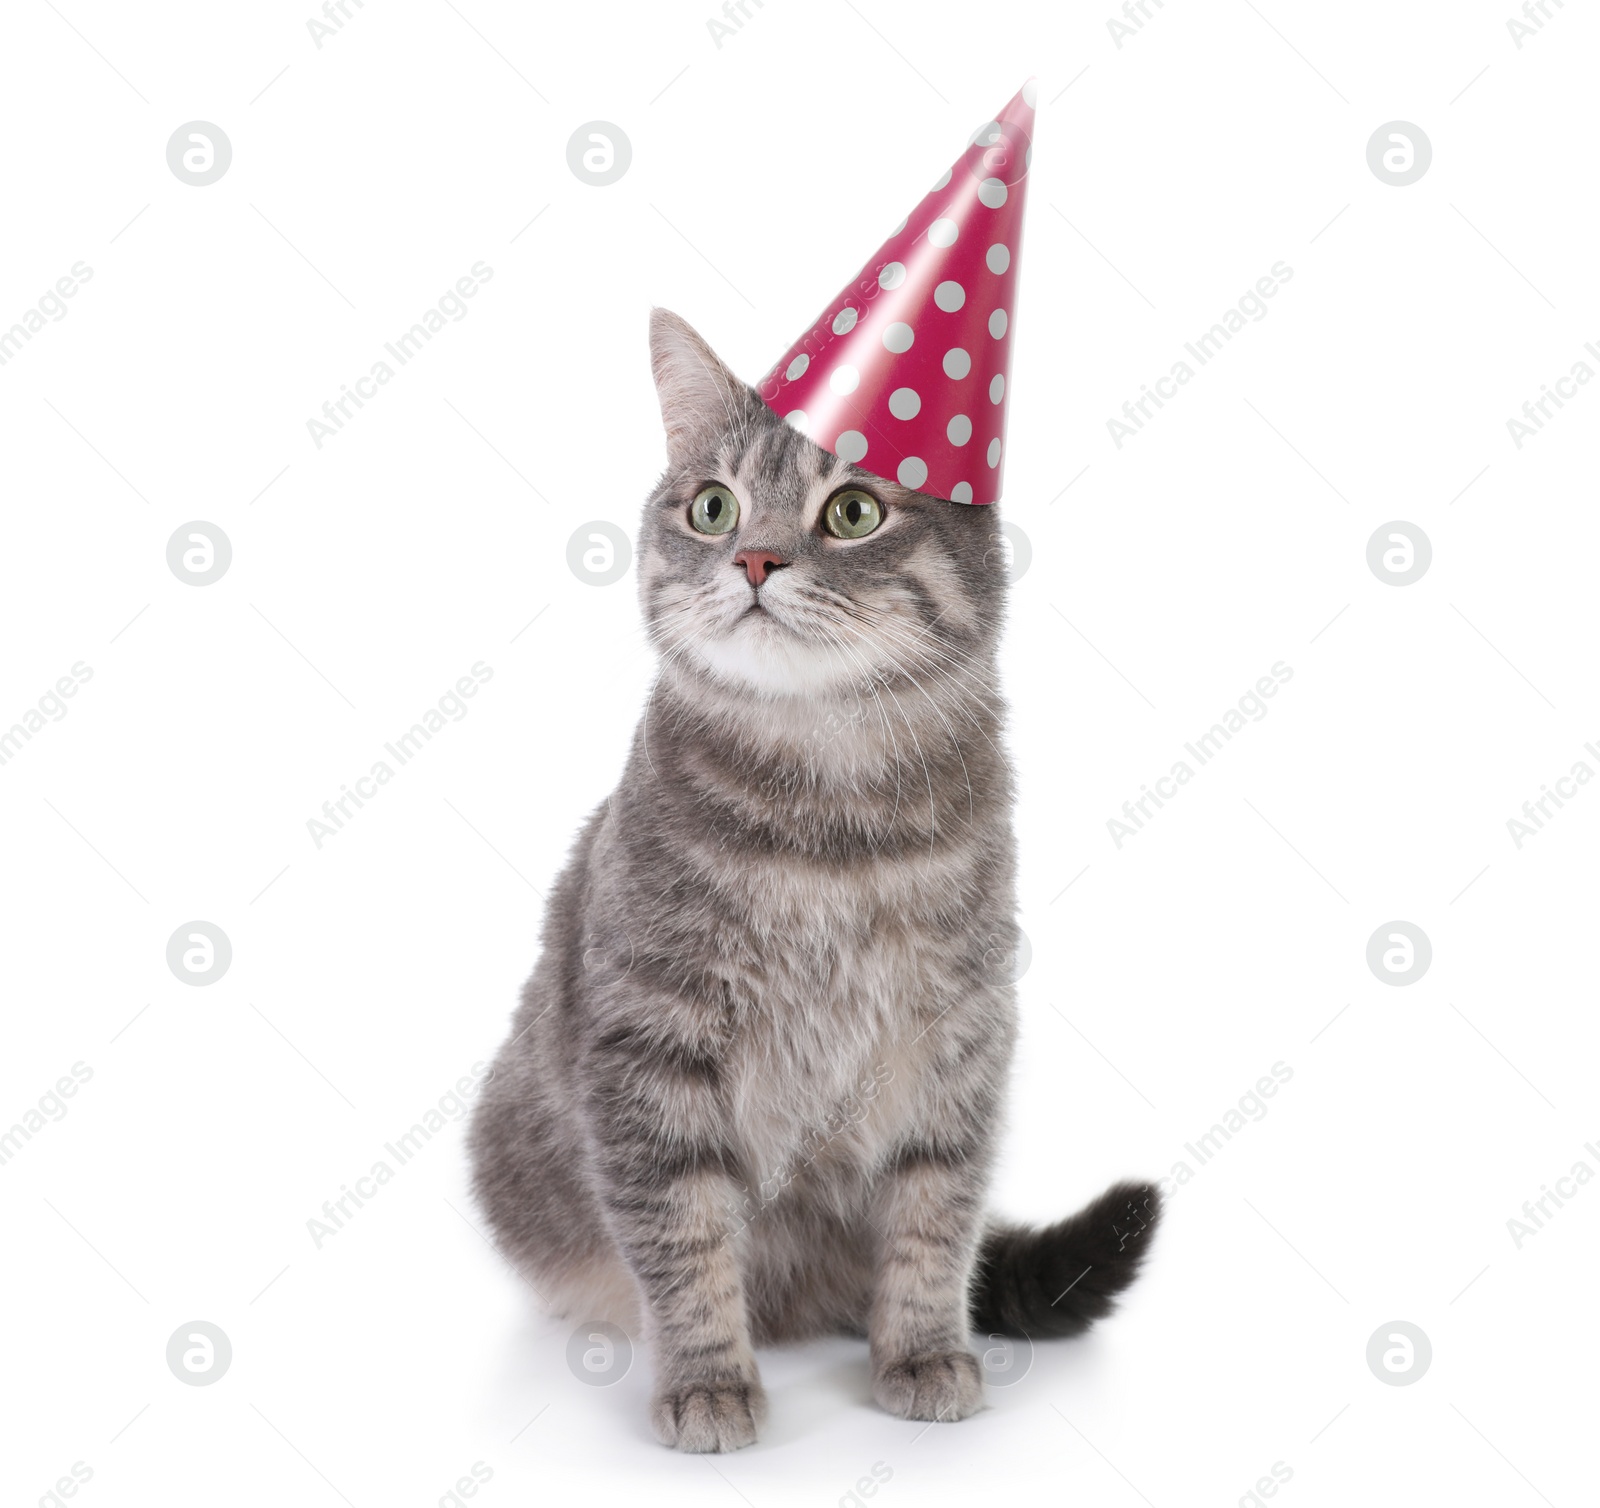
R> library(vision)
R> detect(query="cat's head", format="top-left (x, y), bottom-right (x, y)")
top-left (638, 309), bottom-right (1007, 701)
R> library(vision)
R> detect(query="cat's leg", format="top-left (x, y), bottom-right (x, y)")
top-left (866, 1145), bottom-right (989, 1423)
top-left (584, 1022), bottom-right (765, 1453)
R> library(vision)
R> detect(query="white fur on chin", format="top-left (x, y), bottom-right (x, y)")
top-left (688, 609), bottom-right (864, 698)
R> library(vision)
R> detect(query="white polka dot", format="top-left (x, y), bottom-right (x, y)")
top-left (785, 410), bottom-right (809, 433)
top-left (950, 481), bottom-right (974, 504)
top-left (989, 308), bottom-right (1008, 339)
top-left (897, 456), bottom-right (929, 489)
top-left (969, 120), bottom-right (1002, 146)
top-left (989, 374), bottom-right (1005, 404)
top-left (888, 387), bottom-right (921, 420)
top-left (986, 243), bottom-right (1010, 274)
top-left (943, 347), bottom-right (972, 379)
top-left (832, 307), bottom-right (858, 335)
top-left (882, 321), bottom-right (915, 353)
top-left (934, 280), bottom-right (965, 312)
top-left (785, 353), bottom-right (809, 380)
top-left (830, 365), bottom-right (860, 395)
top-left (987, 438), bottom-right (1002, 468)
top-left (931, 167), bottom-right (952, 191)
top-left (978, 177), bottom-right (1008, 208)
top-left (891, 215), bottom-right (908, 235)
top-left (1025, 145), bottom-right (1032, 169)
top-left (878, 261), bottom-right (907, 290)
top-left (928, 217), bottom-right (959, 247)
top-left (947, 414), bottom-right (972, 446)
top-left (1022, 79), bottom-right (1038, 107)
top-left (835, 429), bottom-right (868, 464)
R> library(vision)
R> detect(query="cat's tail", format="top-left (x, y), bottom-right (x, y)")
top-left (969, 1181), bottom-right (1162, 1339)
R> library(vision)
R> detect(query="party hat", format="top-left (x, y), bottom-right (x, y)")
top-left (756, 80), bottom-right (1037, 506)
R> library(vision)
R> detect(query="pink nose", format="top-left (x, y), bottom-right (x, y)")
top-left (733, 550), bottom-right (787, 587)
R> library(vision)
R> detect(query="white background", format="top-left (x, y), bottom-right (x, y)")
top-left (2, 1), bottom-right (1597, 1504)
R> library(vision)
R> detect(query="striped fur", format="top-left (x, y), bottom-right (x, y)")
top-left (469, 310), bottom-right (1159, 1452)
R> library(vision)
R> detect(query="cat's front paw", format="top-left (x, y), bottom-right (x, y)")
top-left (872, 1350), bottom-right (984, 1423)
top-left (650, 1375), bottom-right (768, 1453)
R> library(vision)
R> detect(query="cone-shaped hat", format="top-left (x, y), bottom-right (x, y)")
top-left (756, 80), bottom-right (1036, 506)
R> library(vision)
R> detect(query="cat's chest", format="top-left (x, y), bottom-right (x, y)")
top-left (723, 994), bottom-right (911, 1194)
top-left (724, 852), bottom-right (958, 1026)
top-left (717, 867), bottom-right (956, 1181)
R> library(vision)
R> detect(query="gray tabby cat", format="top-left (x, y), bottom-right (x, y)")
top-left (469, 309), bottom-right (1160, 1452)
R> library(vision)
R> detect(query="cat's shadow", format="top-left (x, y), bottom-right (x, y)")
top-left (713, 1327), bottom-right (1114, 1451)
top-left (765, 1326), bottom-right (1119, 1444)
top-left (499, 1295), bottom-right (1120, 1455)
top-left (753, 1336), bottom-right (877, 1448)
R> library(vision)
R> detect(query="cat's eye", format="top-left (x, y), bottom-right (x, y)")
top-left (822, 489), bottom-right (884, 540)
top-left (690, 485), bottom-right (740, 535)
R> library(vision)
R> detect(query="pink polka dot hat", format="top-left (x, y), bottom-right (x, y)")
top-left (757, 79), bottom-right (1036, 506)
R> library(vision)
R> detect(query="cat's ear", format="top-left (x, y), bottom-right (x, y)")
top-left (649, 308), bottom-right (749, 462)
